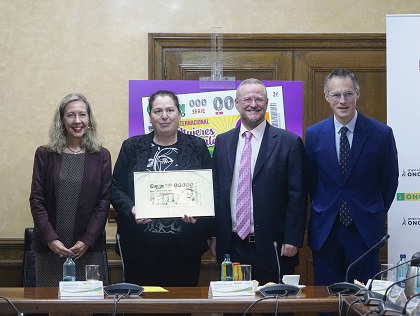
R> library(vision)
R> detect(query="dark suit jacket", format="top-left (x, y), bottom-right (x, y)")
top-left (29, 146), bottom-right (112, 252)
top-left (110, 131), bottom-right (214, 263)
top-left (213, 123), bottom-right (307, 272)
top-left (305, 112), bottom-right (399, 251)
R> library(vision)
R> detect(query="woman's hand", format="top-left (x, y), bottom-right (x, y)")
top-left (69, 241), bottom-right (89, 260)
top-left (47, 239), bottom-right (73, 258)
top-left (182, 214), bottom-right (197, 224)
top-left (136, 218), bottom-right (153, 224)
top-left (132, 206), bottom-right (152, 224)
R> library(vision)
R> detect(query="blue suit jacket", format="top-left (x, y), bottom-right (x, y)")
top-left (305, 112), bottom-right (399, 251)
top-left (213, 123), bottom-right (307, 272)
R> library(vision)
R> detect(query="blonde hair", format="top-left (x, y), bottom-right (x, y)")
top-left (236, 78), bottom-right (267, 99)
top-left (47, 93), bottom-right (102, 153)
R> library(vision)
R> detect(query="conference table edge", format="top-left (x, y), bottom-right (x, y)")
top-left (0, 286), bottom-right (339, 314)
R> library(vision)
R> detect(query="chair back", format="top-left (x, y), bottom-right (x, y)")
top-left (23, 227), bottom-right (36, 287)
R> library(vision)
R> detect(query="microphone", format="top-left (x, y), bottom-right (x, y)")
top-left (364, 255), bottom-right (420, 306)
top-left (402, 292), bottom-right (420, 315)
top-left (376, 271), bottom-right (420, 316)
top-left (104, 233), bottom-right (144, 297)
top-left (274, 241), bottom-right (281, 284)
top-left (327, 234), bottom-right (390, 296)
top-left (376, 300), bottom-right (404, 316)
top-left (259, 241), bottom-right (300, 297)
top-left (383, 271), bottom-right (420, 302)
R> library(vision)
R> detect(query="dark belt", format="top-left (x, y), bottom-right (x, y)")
top-left (233, 232), bottom-right (256, 242)
top-left (247, 234), bottom-right (256, 242)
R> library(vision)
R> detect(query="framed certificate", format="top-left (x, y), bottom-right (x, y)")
top-left (133, 169), bottom-right (214, 219)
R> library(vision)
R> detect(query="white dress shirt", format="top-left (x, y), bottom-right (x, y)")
top-left (334, 111), bottom-right (357, 161)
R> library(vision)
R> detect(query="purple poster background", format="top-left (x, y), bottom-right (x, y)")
top-left (129, 80), bottom-right (303, 137)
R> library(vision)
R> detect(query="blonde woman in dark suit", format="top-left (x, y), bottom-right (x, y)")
top-left (30, 93), bottom-right (111, 286)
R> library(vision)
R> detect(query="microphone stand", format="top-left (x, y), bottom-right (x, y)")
top-left (104, 234), bottom-right (144, 297)
top-left (377, 272), bottom-right (420, 316)
top-left (364, 255), bottom-right (420, 306)
top-left (376, 300), bottom-right (404, 316)
top-left (259, 242), bottom-right (300, 297)
top-left (402, 292), bottom-right (420, 315)
top-left (328, 235), bottom-right (390, 296)
top-left (383, 272), bottom-right (420, 302)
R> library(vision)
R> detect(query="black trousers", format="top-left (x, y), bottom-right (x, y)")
top-left (229, 233), bottom-right (295, 286)
top-left (125, 232), bottom-right (201, 287)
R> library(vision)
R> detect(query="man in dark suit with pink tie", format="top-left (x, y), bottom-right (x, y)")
top-left (305, 69), bottom-right (399, 286)
top-left (212, 78), bottom-right (307, 285)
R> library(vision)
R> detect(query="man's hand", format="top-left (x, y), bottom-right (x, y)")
top-left (281, 243), bottom-right (298, 257)
top-left (209, 237), bottom-right (216, 257)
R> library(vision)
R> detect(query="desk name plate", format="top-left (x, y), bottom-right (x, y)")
top-left (58, 281), bottom-right (104, 298)
top-left (209, 281), bottom-right (255, 297)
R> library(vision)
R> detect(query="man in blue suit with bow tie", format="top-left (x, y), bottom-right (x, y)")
top-left (305, 69), bottom-right (399, 286)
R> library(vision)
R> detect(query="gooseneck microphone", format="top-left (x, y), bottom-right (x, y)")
top-left (376, 271), bottom-right (420, 316)
top-left (402, 292), bottom-right (420, 315)
top-left (259, 241), bottom-right (300, 297)
top-left (274, 241), bottom-right (281, 284)
top-left (104, 234), bottom-right (144, 297)
top-left (363, 255), bottom-right (420, 306)
top-left (383, 271), bottom-right (420, 302)
top-left (117, 233), bottom-right (127, 283)
top-left (327, 234), bottom-right (390, 296)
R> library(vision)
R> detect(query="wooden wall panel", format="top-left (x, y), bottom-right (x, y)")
top-left (294, 50), bottom-right (387, 136)
top-left (163, 50), bottom-right (293, 80)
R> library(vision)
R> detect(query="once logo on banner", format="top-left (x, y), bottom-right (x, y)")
top-left (397, 193), bottom-right (420, 201)
top-left (401, 169), bottom-right (420, 177)
top-left (401, 217), bottom-right (420, 226)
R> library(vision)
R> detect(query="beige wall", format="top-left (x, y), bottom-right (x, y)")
top-left (0, 0), bottom-right (419, 238)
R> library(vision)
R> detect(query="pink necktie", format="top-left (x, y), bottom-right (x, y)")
top-left (236, 131), bottom-right (252, 239)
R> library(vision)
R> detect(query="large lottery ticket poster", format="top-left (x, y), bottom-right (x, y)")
top-left (129, 80), bottom-right (302, 155)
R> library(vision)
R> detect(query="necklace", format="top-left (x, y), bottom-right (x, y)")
top-left (66, 145), bottom-right (83, 154)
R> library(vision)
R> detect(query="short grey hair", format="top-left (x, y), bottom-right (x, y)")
top-left (236, 78), bottom-right (267, 99)
top-left (324, 69), bottom-right (360, 94)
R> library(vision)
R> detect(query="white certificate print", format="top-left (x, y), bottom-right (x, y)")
top-left (134, 169), bottom-right (214, 219)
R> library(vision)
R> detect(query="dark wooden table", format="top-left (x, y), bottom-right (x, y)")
top-left (341, 295), bottom-right (377, 316)
top-left (0, 286), bottom-right (339, 314)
